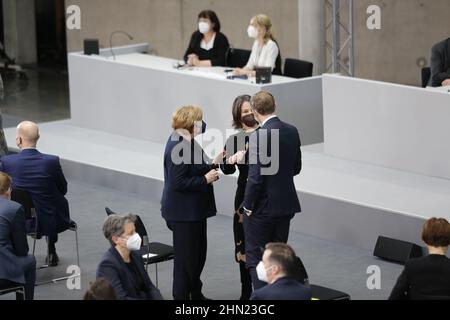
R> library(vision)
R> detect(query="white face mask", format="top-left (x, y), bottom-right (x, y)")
top-left (123, 233), bottom-right (142, 251)
top-left (256, 261), bottom-right (273, 283)
top-left (199, 21), bottom-right (210, 34)
top-left (247, 25), bottom-right (258, 39)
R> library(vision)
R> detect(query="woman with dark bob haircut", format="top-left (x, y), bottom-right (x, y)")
top-left (220, 95), bottom-right (259, 300)
top-left (184, 10), bottom-right (230, 67)
top-left (389, 217), bottom-right (450, 300)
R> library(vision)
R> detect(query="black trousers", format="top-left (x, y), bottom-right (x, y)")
top-left (18, 254), bottom-right (36, 300)
top-left (167, 220), bottom-right (207, 300)
top-left (243, 214), bottom-right (292, 290)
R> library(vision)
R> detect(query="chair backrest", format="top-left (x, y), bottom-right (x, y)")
top-left (284, 58), bottom-right (313, 79)
top-left (288, 255), bottom-right (310, 286)
top-left (226, 48), bottom-right (251, 68)
top-left (11, 189), bottom-right (35, 220)
top-left (273, 51), bottom-right (283, 76)
top-left (421, 67), bottom-right (431, 88)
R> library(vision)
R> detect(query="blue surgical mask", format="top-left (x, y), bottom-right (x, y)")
top-left (202, 121), bottom-right (207, 134)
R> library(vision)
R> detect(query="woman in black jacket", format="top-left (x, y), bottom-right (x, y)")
top-left (184, 10), bottom-right (230, 67)
top-left (389, 217), bottom-right (450, 300)
top-left (220, 95), bottom-right (259, 300)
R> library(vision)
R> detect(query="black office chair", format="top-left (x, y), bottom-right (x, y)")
top-left (226, 48), bottom-right (251, 68)
top-left (283, 58), bottom-right (313, 79)
top-left (11, 189), bottom-right (80, 285)
top-left (0, 279), bottom-right (25, 300)
top-left (105, 207), bottom-right (174, 288)
top-left (290, 255), bottom-right (351, 300)
top-left (421, 67), bottom-right (431, 88)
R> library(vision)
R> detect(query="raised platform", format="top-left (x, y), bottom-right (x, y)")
top-left (5, 120), bottom-right (446, 251)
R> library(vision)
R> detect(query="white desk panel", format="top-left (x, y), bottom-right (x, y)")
top-left (68, 45), bottom-right (323, 146)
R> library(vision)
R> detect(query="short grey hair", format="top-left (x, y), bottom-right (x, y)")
top-left (102, 214), bottom-right (137, 246)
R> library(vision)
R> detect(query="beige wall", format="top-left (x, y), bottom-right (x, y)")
top-left (353, 0), bottom-right (450, 86)
top-left (65, 0), bottom-right (299, 61)
top-left (65, 0), bottom-right (450, 86)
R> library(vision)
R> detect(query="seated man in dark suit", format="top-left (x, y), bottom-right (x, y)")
top-left (0, 172), bottom-right (36, 300)
top-left (251, 243), bottom-right (311, 300)
top-left (389, 217), bottom-right (450, 300)
top-left (0, 121), bottom-right (73, 266)
top-left (430, 38), bottom-right (450, 87)
top-left (97, 214), bottom-right (163, 300)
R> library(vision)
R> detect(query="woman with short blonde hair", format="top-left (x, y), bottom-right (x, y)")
top-left (171, 106), bottom-right (203, 135)
top-left (161, 106), bottom-right (223, 300)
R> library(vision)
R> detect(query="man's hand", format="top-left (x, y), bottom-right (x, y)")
top-left (442, 79), bottom-right (450, 87)
top-left (205, 169), bottom-right (219, 184)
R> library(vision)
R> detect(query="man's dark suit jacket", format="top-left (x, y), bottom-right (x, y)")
top-left (0, 197), bottom-right (29, 284)
top-left (430, 38), bottom-right (450, 87)
top-left (251, 277), bottom-right (312, 300)
top-left (96, 247), bottom-right (163, 300)
top-left (242, 117), bottom-right (302, 218)
top-left (1, 149), bottom-right (72, 238)
top-left (389, 254), bottom-right (450, 300)
top-left (161, 133), bottom-right (216, 222)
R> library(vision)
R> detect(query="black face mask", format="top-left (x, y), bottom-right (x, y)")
top-left (241, 114), bottom-right (258, 128)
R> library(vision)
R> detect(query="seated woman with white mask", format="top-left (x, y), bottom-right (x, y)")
top-left (234, 14), bottom-right (282, 77)
top-left (184, 10), bottom-right (230, 67)
top-left (96, 214), bottom-right (163, 300)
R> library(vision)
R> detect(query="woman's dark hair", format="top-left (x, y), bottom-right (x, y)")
top-left (83, 278), bottom-right (117, 300)
top-left (422, 217), bottom-right (450, 247)
top-left (198, 10), bottom-right (221, 33)
top-left (232, 95), bottom-right (252, 129)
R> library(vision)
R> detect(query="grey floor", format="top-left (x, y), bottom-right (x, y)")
top-left (1, 178), bottom-right (404, 301)
top-left (0, 67), bottom-right (404, 300)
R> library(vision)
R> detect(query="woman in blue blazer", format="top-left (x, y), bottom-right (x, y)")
top-left (161, 106), bottom-right (221, 300)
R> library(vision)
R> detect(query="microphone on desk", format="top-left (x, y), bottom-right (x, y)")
top-left (109, 30), bottom-right (134, 61)
top-left (142, 235), bottom-right (150, 271)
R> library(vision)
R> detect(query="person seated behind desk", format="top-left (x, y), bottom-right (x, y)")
top-left (184, 10), bottom-right (230, 67)
top-left (233, 14), bottom-right (282, 77)
top-left (430, 38), bottom-right (450, 87)
top-left (0, 172), bottom-right (36, 300)
top-left (0, 121), bottom-right (74, 267)
top-left (251, 243), bottom-right (312, 300)
top-left (97, 214), bottom-right (163, 300)
top-left (389, 217), bottom-right (450, 300)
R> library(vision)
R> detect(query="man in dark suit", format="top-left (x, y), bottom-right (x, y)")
top-left (241, 91), bottom-right (302, 290)
top-left (430, 38), bottom-right (450, 87)
top-left (0, 172), bottom-right (36, 300)
top-left (251, 243), bottom-right (311, 300)
top-left (97, 214), bottom-right (163, 300)
top-left (389, 217), bottom-right (450, 300)
top-left (0, 121), bottom-right (73, 266)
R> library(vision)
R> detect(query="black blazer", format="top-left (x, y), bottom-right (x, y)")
top-left (251, 277), bottom-right (312, 300)
top-left (242, 117), bottom-right (302, 218)
top-left (430, 38), bottom-right (450, 87)
top-left (96, 247), bottom-right (163, 300)
top-left (161, 133), bottom-right (217, 222)
top-left (389, 255), bottom-right (450, 300)
top-left (0, 197), bottom-right (29, 284)
top-left (184, 31), bottom-right (230, 67)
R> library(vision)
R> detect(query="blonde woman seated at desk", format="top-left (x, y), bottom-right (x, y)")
top-left (234, 14), bottom-right (282, 77)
